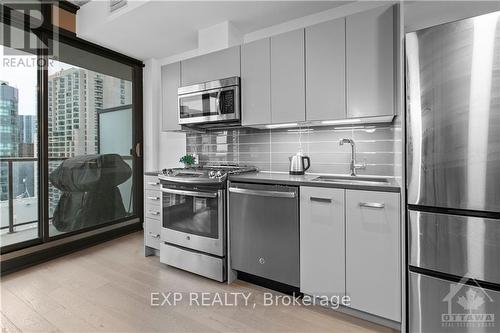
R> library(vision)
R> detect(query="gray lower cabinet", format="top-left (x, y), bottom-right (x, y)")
top-left (305, 18), bottom-right (346, 121)
top-left (300, 187), bottom-right (345, 298)
top-left (144, 218), bottom-right (161, 250)
top-left (161, 62), bottom-right (181, 131)
top-left (144, 175), bottom-right (162, 256)
top-left (181, 46), bottom-right (240, 86)
top-left (270, 29), bottom-right (305, 123)
top-left (241, 38), bottom-right (271, 126)
top-left (144, 176), bottom-right (161, 191)
top-left (346, 5), bottom-right (394, 118)
top-left (346, 190), bottom-right (400, 322)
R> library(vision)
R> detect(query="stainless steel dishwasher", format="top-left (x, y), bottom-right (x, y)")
top-left (228, 182), bottom-right (299, 287)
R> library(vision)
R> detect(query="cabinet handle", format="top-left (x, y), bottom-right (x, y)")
top-left (147, 196), bottom-right (160, 201)
top-left (149, 232), bottom-right (160, 239)
top-left (229, 187), bottom-right (296, 198)
top-left (148, 210), bottom-right (160, 215)
top-left (310, 197), bottom-right (332, 203)
top-left (147, 182), bottom-right (160, 186)
top-left (359, 202), bottom-right (385, 209)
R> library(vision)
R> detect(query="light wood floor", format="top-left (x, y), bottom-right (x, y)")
top-left (0, 232), bottom-right (398, 333)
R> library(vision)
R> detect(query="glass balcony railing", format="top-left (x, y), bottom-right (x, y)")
top-left (0, 157), bottom-right (39, 247)
top-left (1, 154), bottom-right (134, 248)
top-left (0, 157), bottom-right (69, 248)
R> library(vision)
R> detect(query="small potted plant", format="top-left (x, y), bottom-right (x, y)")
top-left (179, 154), bottom-right (196, 168)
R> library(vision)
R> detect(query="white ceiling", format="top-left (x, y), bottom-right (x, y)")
top-left (76, 1), bottom-right (351, 60)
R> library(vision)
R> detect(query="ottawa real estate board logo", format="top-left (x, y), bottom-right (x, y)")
top-left (441, 275), bottom-right (496, 329)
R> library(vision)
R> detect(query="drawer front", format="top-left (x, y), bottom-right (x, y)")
top-left (144, 190), bottom-right (161, 207)
top-left (409, 210), bottom-right (500, 285)
top-left (160, 243), bottom-right (225, 282)
top-left (145, 206), bottom-right (161, 220)
top-left (346, 190), bottom-right (401, 321)
top-left (409, 272), bottom-right (500, 333)
top-left (144, 176), bottom-right (161, 191)
top-left (144, 218), bottom-right (161, 250)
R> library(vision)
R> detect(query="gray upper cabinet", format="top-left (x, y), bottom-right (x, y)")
top-left (270, 29), bottom-right (306, 123)
top-left (300, 187), bottom-right (345, 298)
top-left (241, 38), bottom-right (271, 126)
top-left (306, 18), bottom-right (346, 121)
top-left (161, 62), bottom-right (181, 132)
top-left (346, 190), bottom-right (400, 322)
top-left (346, 5), bottom-right (394, 118)
top-left (181, 46), bottom-right (240, 86)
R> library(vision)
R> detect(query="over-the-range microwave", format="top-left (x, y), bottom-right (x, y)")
top-left (178, 77), bottom-right (240, 126)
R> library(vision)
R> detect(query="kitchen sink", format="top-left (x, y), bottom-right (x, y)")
top-left (311, 175), bottom-right (391, 185)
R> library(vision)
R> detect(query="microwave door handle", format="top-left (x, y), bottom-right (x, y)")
top-left (216, 88), bottom-right (222, 115)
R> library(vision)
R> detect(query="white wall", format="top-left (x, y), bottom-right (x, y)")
top-left (143, 59), bottom-right (185, 172)
top-left (142, 58), bottom-right (159, 171)
top-left (157, 131), bottom-right (186, 170)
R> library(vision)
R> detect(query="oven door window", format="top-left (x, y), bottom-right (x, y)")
top-left (162, 191), bottom-right (219, 238)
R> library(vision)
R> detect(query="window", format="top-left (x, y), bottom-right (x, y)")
top-left (46, 41), bottom-right (136, 236)
top-left (0, 17), bottom-right (142, 254)
top-left (0, 24), bottom-right (39, 248)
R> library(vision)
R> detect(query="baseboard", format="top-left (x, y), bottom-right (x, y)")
top-left (1, 222), bottom-right (142, 276)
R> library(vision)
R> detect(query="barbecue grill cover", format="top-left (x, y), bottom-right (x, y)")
top-left (50, 154), bottom-right (131, 192)
top-left (49, 154), bottom-right (132, 232)
top-left (52, 190), bottom-right (128, 232)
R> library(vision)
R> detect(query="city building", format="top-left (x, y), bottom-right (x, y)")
top-left (18, 114), bottom-right (36, 157)
top-left (0, 81), bottom-right (19, 201)
top-left (0, 81), bottom-right (19, 158)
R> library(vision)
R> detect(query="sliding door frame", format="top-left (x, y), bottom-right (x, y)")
top-left (0, 6), bottom-right (144, 254)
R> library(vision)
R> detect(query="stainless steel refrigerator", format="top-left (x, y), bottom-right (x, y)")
top-left (406, 11), bottom-right (500, 333)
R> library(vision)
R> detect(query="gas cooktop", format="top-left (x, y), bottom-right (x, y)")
top-left (159, 164), bottom-right (258, 184)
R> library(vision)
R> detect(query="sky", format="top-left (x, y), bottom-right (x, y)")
top-left (0, 45), bottom-right (75, 116)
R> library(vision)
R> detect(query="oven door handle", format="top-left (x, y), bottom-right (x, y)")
top-left (161, 188), bottom-right (218, 198)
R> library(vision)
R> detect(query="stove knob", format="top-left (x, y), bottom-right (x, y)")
top-left (216, 171), bottom-right (223, 178)
top-left (208, 171), bottom-right (217, 178)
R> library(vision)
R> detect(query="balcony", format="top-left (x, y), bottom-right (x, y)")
top-left (1, 155), bottom-right (134, 250)
top-left (0, 157), bottom-right (66, 248)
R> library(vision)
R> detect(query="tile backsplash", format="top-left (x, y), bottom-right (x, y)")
top-left (186, 124), bottom-right (401, 177)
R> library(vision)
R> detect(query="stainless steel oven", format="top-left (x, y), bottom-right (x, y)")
top-left (157, 165), bottom-right (257, 282)
top-left (160, 182), bottom-right (225, 257)
top-left (178, 77), bottom-right (240, 126)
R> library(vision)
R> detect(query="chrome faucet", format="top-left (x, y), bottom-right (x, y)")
top-left (339, 138), bottom-right (366, 176)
